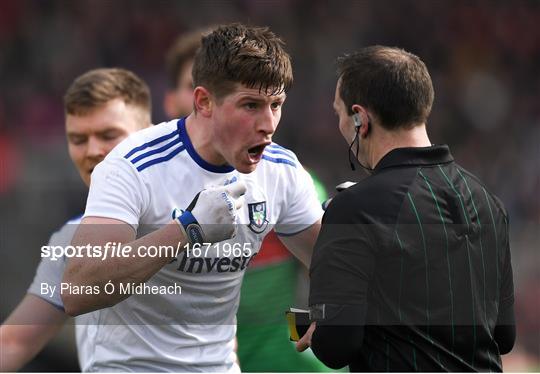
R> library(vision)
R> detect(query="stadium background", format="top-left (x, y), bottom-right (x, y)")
top-left (0, 0), bottom-right (538, 371)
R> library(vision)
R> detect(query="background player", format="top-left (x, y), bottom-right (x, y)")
top-left (0, 68), bottom-right (151, 371)
top-left (163, 28), bottom-right (210, 120)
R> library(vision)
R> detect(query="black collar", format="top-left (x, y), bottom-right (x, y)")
top-left (374, 145), bottom-right (454, 172)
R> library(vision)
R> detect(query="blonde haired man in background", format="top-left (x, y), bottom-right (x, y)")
top-left (0, 68), bottom-right (152, 371)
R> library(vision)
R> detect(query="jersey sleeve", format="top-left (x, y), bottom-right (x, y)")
top-left (309, 192), bottom-right (376, 306)
top-left (27, 223), bottom-right (78, 309)
top-left (499, 216), bottom-right (514, 310)
top-left (274, 164), bottom-right (324, 236)
top-left (84, 156), bottom-right (149, 231)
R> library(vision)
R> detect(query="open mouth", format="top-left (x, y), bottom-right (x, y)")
top-left (247, 143), bottom-right (268, 162)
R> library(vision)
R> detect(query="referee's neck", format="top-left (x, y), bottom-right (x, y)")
top-left (369, 123), bottom-right (431, 168)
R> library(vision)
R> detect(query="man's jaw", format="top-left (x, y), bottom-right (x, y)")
top-left (85, 160), bottom-right (102, 182)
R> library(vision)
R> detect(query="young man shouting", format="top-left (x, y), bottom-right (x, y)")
top-left (63, 24), bottom-right (323, 372)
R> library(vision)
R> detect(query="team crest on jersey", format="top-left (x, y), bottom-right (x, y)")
top-left (248, 202), bottom-right (268, 233)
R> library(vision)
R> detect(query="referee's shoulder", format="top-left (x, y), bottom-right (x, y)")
top-left (341, 170), bottom-right (404, 202)
top-left (456, 164), bottom-right (509, 219)
top-left (326, 176), bottom-right (387, 215)
top-left (327, 168), bottom-right (416, 224)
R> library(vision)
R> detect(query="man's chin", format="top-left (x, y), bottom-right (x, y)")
top-left (235, 162), bottom-right (258, 174)
top-left (81, 166), bottom-right (97, 185)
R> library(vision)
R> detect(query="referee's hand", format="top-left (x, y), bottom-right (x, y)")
top-left (296, 322), bottom-right (316, 352)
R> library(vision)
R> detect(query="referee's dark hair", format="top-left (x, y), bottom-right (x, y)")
top-left (337, 46), bottom-right (434, 129)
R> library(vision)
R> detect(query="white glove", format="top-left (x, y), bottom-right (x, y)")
top-left (177, 180), bottom-right (246, 244)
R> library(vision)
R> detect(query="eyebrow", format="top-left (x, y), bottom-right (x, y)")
top-left (66, 131), bottom-right (85, 137)
top-left (238, 93), bottom-right (286, 102)
top-left (66, 128), bottom-right (121, 137)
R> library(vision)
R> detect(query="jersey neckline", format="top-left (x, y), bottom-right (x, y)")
top-left (177, 117), bottom-right (235, 174)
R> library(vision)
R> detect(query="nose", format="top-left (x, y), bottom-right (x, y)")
top-left (257, 106), bottom-right (277, 137)
top-left (86, 136), bottom-right (106, 159)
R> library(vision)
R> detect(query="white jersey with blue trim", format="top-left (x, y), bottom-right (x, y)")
top-left (80, 117), bottom-right (323, 372)
top-left (28, 215), bottom-right (82, 309)
top-left (26, 215), bottom-right (96, 371)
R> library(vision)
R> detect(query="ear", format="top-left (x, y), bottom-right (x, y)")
top-left (351, 104), bottom-right (370, 138)
top-left (193, 86), bottom-right (213, 117)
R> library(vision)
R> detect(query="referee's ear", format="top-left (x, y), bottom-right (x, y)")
top-left (351, 104), bottom-right (370, 138)
top-left (193, 86), bottom-right (213, 118)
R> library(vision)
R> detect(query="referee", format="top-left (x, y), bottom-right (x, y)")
top-left (297, 46), bottom-right (515, 372)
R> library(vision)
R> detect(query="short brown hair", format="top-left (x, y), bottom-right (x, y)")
top-left (337, 46), bottom-right (434, 129)
top-left (64, 68), bottom-right (151, 126)
top-left (165, 28), bottom-right (208, 88)
top-left (192, 23), bottom-right (293, 99)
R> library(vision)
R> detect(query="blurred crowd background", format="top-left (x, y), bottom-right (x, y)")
top-left (0, 0), bottom-right (538, 371)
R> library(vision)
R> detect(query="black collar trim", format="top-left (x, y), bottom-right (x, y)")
top-left (374, 145), bottom-right (454, 172)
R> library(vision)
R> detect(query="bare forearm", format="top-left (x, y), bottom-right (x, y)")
top-left (0, 329), bottom-right (35, 372)
top-left (0, 295), bottom-right (67, 371)
top-left (63, 221), bottom-right (186, 315)
top-left (278, 220), bottom-right (321, 268)
top-left (0, 325), bottom-right (51, 371)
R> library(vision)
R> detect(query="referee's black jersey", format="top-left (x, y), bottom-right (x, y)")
top-left (309, 145), bottom-right (514, 372)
